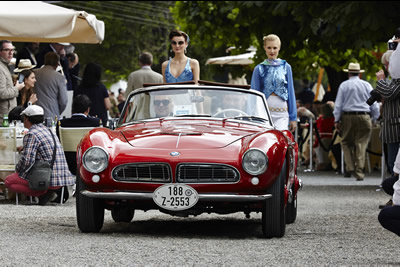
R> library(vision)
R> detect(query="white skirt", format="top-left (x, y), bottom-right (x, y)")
top-left (267, 95), bottom-right (289, 131)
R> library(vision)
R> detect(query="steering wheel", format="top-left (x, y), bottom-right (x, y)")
top-left (213, 109), bottom-right (249, 118)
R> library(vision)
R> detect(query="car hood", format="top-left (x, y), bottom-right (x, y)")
top-left (120, 120), bottom-right (264, 149)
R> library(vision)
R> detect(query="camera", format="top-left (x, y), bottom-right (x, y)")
top-left (366, 90), bottom-right (382, 106)
top-left (388, 28), bottom-right (400, 50)
top-left (388, 38), bottom-right (398, 50)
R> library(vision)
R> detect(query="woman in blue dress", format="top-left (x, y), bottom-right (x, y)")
top-left (162, 30), bottom-right (200, 84)
top-left (251, 34), bottom-right (297, 132)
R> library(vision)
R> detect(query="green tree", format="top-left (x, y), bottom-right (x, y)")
top-left (54, 1), bottom-right (176, 87)
top-left (172, 1), bottom-right (400, 96)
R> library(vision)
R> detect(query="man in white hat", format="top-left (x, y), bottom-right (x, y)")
top-left (4, 105), bottom-right (74, 205)
top-left (333, 62), bottom-right (380, 181)
top-left (0, 40), bottom-right (25, 124)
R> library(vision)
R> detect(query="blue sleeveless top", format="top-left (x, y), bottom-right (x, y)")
top-left (165, 58), bottom-right (193, 83)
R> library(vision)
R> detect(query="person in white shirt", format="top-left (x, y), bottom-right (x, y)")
top-left (378, 147), bottom-right (400, 236)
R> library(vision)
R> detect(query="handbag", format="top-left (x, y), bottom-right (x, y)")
top-left (27, 129), bottom-right (57, 191)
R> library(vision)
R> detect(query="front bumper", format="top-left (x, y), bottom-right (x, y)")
top-left (81, 190), bottom-right (272, 202)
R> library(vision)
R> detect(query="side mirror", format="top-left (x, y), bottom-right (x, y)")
top-left (107, 118), bottom-right (119, 129)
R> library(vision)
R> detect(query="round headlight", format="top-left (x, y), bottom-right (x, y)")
top-left (242, 149), bottom-right (268, 175)
top-left (82, 146), bottom-right (109, 173)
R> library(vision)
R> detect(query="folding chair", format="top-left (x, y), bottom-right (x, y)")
top-left (59, 126), bottom-right (95, 203)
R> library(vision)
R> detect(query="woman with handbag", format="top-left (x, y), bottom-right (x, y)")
top-left (4, 105), bottom-right (74, 205)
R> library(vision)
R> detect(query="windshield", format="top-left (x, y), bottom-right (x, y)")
top-left (119, 88), bottom-right (271, 126)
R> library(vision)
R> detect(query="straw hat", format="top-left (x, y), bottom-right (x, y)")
top-left (343, 62), bottom-right (365, 73)
top-left (14, 59), bottom-right (36, 73)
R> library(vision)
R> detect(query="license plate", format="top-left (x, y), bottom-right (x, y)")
top-left (153, 184), bottom-right (199, 211)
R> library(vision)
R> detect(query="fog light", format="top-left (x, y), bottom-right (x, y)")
top-left (251, 177), bottom-right (259, 185)
top-left (92, 175), bottom-right (100, 183)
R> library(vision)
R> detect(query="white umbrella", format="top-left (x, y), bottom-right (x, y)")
top-left (205, 51), bottom-right (256, 65)
top-left (0, 1), bottom-right (104, 44)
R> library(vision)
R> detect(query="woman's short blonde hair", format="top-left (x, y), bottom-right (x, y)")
top-left (381, 50), bottom-right (393, 65)
top-left (263, 34), bottom-right (281, 47)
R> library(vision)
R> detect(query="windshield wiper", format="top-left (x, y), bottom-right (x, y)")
top-left (174, 114), bottom-right (212, 117)
top-left (225, 116), bottom-right (269, 123)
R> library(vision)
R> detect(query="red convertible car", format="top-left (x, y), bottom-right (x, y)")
top-left (76, 81), bottom-right (301, 238)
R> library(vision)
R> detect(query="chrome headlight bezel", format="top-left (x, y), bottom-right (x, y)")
top-left (242, 148), bottom-right (268, 175)
top-left (82, 146), bottom-right (109, 173)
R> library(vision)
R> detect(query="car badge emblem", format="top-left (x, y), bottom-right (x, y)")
top-left (170, 151), bottom-right (180, 157)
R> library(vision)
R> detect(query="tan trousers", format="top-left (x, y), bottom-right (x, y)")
top-left (340, 114), bottom-right (372, 178)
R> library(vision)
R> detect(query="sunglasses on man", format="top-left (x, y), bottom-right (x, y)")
top-left (153, 99), bottom-right (170, 106)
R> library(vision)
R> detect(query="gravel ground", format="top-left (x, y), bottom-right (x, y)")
top-left (0, 169), bottom-right (398, 266)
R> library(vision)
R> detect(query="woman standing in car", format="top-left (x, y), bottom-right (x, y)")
top-left (162, 30), bottom-right (200, 84)
top-left (251, 34), bottom-right (297, 132)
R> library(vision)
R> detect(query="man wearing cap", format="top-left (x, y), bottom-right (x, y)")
top-left (0, 40), bottom-right (25, 124)
top-left (4, 105), bottom-right (74, 205)
top-left (333, 62), bottom-right (380, 180)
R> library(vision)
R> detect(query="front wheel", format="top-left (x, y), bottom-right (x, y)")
top-left (262, 160), bottom-right (286, 238)
top-left (76, 175), bottom-right (104, 233)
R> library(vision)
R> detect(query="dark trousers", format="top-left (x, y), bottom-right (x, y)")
top-left (378, 205), bottom-right (400, 236)
top-left (382, 176), bottom-right (398, 196)
top-left (387, 142), bottom-right (400, 176)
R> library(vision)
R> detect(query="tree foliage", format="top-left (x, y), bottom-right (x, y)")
top-left (54, 1), bottom-right (175, 86)
top-left (172, 1), bottom-right (400, 95)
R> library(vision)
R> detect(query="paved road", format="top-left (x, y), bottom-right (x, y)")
top-left (0, 168), bottom-right (398, 266)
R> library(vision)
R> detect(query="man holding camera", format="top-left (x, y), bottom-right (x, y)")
top-left (375, 34), bottom-right (400, 176)
top-left (333, 62), bottom-right (380, 181)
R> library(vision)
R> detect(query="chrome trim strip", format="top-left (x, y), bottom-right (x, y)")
top-left (81, 190), bottom-right (272, 202)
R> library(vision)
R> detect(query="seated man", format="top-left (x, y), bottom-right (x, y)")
top-left (153, 95), bottom-right (174, 117)
top-left (215, 92), bottom-right (247, 117)
top-left (4, 105), bottom-right (75, 205)
top-left (55, 94), bottom-right (101, 202)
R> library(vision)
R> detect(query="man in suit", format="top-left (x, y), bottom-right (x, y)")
top-left (0, 40), bottom-right (24, 124)
top-left (16, 42), bottom-right (39, 67)
top-left (34, 52), bottom-right (68, 120)
top-left (36, 43), bottom-right (72, 91)
top-left (126, 52), bottom-right (163, 97)
top-left (333, 62), bottom-right (380, 181)
top-left (54, 94), bottom-right (100, 203)
top-left (57, 94), bottom-right (101, 174)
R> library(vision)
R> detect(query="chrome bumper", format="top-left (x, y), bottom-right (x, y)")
top-left (81, 190), bottom-right (272, 202)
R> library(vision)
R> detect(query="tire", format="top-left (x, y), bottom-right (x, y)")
top-left (262, 159), bottom-right (286, 238)
top-left (111, 208), bottom-right (135, 223)
top-left (76, 174), bottom-right (104, 233)
top-left (286, 194), bottom-right (297, 224)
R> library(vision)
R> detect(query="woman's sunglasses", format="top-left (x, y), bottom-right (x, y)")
top-left (154, 99), bottom-right (170, 106)
top-left (171, 41), bottom-right (185, 46)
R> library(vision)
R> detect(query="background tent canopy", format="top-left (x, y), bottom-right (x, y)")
top-left (205, 46), bottom-right (257, 66)
top-left (0, 1), bottom-right (104, 44)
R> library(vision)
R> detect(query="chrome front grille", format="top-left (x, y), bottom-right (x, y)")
top-left (177, 164), bottom-right (239, 183)
top-left (113, 163), bottom-right (171, 183)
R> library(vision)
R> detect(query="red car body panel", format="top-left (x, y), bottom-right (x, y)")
top-left (78, 119), bottom-right (288, 195)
